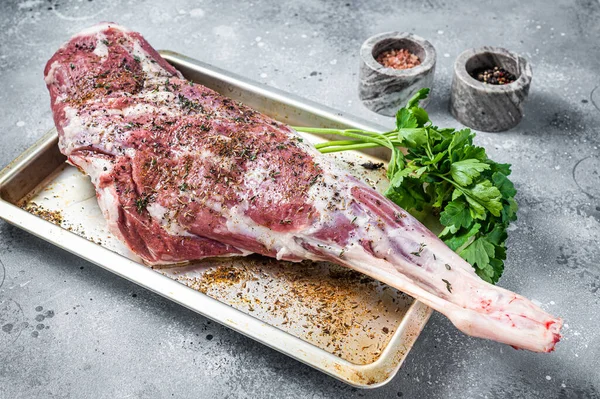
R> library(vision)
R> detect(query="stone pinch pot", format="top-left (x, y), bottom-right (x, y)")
top-left (450, 47), bottom-right (532, 132)
top-left (359, 32), bottom-right (436, 117)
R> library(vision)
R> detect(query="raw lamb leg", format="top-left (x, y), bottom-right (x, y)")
top-left (44, 23), bottom-right (562, 352)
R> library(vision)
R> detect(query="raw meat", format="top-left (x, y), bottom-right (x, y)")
top-left (44, 23), bottom-right (562, 352)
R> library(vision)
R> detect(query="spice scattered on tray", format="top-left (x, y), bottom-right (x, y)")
top-left (24, 202), bottom-right (63, 225)
top-left (376, 49), bottom-right (421, 70)
top-left (472, 66), bottom-right (516, 85)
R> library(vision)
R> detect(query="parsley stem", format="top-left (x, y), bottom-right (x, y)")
top-left (291, 127), bottom-right (381, 136)
top-left (315, 140), bottom-right (366, 149)
top-left (293, 127), bottom-right (393, 148)
top-left (318, 143), bottom-right (382, 153)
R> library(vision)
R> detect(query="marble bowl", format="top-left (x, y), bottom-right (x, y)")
top-left (450, 47), bottom-right (532, 132)
top-left (359, 32), bottom-right (436, 116)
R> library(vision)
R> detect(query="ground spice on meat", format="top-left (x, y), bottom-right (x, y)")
top-left (376, 49), bottom-right (421, 70)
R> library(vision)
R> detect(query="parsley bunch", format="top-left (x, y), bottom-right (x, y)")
top-left (294, 89), bottom-right (517, 283)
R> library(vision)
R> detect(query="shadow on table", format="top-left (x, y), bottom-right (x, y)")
top-left (430, 87), bottom-right (594, 138)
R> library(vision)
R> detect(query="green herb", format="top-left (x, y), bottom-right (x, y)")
top-left (135, 195), bottom-right (149, 214)
top-left (442, 279), bottom-right (453, 293)
top-left (410, 243), bottom-right (425, 257)
top-left (179, 182), bottom-right (188, 191)
top-left (293, 89), bottom-right (517, 284)
top-left (177, 94), bottom-right (203, 112)
top-left (309, 174), bottom-right (321, 185)
top-left (70, 63), bottom-right (75, 70)
top-left (133, 55), bottom-right (141, 63)
top-left (101, 39), bottom-right (109, 45)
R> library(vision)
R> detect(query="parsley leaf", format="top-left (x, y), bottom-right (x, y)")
top-left (443, 222), bottom-right (481, 252)
top-left (492, 171), bottom-right (517, 198)
top-left (450, 159), bottom-right (491, 186)
top-left (440, 201), bottom-right (473, 229)
top-left (396, 108), bottom-right (419, 130)
top-left (462, 180), bottom-right (503, 217)
top-left (460, 237), bottom-right (496, 282)
top-left (406, 88), bottom-right (430, 108)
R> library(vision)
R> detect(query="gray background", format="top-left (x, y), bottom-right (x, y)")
top-left (1, 0), bottom-right (599, 398)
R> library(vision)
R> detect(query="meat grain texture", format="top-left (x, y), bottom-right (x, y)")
top-left (44, 23), bottom-right (562, 352)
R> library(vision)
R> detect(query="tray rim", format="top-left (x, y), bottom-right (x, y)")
top-left (0, 51), bottom-right (432, 388)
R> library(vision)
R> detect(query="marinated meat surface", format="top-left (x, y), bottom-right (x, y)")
top-left (44, 23), bottom-right (562, 352)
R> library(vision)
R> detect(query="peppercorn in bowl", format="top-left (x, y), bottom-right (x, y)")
top-left (450, 46), bottom-right (532, 132)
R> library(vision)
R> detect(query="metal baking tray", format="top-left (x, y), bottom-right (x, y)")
top-left (0, 51), bottom-right (431, 387)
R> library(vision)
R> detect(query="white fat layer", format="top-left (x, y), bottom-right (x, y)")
top-left (125, 147), bottom-right (136, 158)
top-left (44, 61), bottom-right (61, 86)
top-left (122, 101), bottom-right (177, 118)
top-left (67, 155), bottom-right (124, 243)
top-left (146, 202), bottom-right (167, 221)
top-left (85, 157), bottom-right (113, 185)
top-left (146, 203), bottom-right (196, 237)
top-left (243, 163), bottom-right (270, 189)
top-left (132, 40), bottom-right (171, 76)
top-left (68, 155), bottom-right (113, 194)
top-left (138, 90), bottom-right (176, 104)
top-left (55, 23), bottom-right (128, 54)
top-left (223, 204), bottom-right (322, 262)
top-left (59, 106), bottom-right (109, 155)
top-left (93, 33), bottom-right (109, 58)
top-left (59, 107), bottom-right (82, 154)
top-left (96, 186), bottom-right (124, 241)
top-left (205, 199), bottom-right (223, 213)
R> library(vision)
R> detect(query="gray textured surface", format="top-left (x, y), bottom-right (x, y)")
top-left (0, 0), bottom-right (599, 398)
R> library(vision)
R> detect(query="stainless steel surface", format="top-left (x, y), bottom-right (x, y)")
top-left (0, 52), bottom-right (431, 387)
